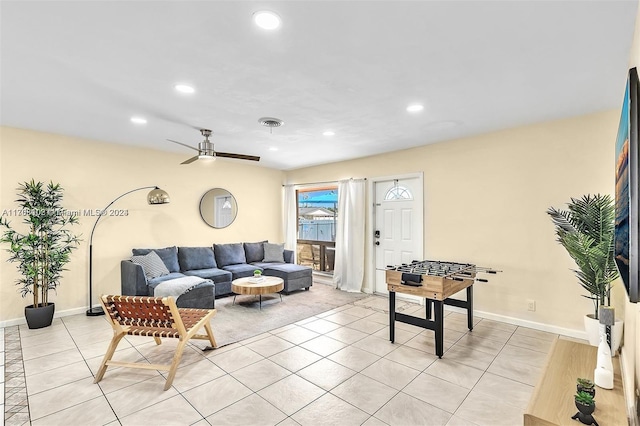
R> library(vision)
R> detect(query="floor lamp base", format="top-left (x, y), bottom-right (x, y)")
top-left (86, 306), bottom-right (105, 316)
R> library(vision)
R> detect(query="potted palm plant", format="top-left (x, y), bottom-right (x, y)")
top-left (547, 194), bottom-right (623, 349)
top-left (0, 180), bottom-right (81, 328)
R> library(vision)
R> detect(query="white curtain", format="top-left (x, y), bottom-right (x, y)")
top-left (333, 178), bottom-right (366, 292)
top-left (283, 185), bottom-right (298, 261)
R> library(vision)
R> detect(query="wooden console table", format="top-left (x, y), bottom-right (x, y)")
top-left (524, 339), bottom-right (627, 426)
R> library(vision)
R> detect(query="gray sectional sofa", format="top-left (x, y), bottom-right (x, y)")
top-left (121, 242), bottom-right (313, 309)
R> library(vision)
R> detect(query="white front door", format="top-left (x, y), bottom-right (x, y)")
top-left (374, 176), bottom-right (423, 295)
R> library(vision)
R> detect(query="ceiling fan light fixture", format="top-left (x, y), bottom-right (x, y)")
top-left (198, 154), bottom-right (216, 161)
top-left (253, 11), bottom-right (281, 30)
top-left (130, 116), bottom-right (147, 124)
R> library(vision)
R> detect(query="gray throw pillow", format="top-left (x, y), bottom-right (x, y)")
top-left (263, 243), bottom-right (285, 263)
top-left (132, 246), bottom-right (180, 272)
top-left (131, 251), bottom-right (170, 280)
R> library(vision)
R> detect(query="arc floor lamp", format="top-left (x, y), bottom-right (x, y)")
top-left (86, 186), bottom-right (170, 316)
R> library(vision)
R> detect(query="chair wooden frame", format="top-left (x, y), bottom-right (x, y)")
top-left (95, 295), bottom-right (217, 391)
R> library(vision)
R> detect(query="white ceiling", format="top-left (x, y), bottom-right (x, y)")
top-left (1, 1), bottom-right (637, 170)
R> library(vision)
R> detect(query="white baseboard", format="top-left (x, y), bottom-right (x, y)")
top-left (619, 348), bottom-right (639, 426)
top-left (0, 305), bottom-right (96, 328)
top-left (470, 308), bottom-right (588, 340)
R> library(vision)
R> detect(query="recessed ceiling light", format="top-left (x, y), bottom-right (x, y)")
top-left (253, 11), bottom-right (281, 30)
top-left (406, 104), bottom-right (424, 113)
top-left (130, 117), bottom-right (147, 124)
top-left (174, 84), bottom-right (195, 94)
top-left (268, 147), bottom-right (279, 151)
top-left (323, 131), bottom-right (335, 136)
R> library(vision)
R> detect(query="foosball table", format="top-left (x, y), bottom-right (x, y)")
top-left (385, 260), bottom-right (500, 358)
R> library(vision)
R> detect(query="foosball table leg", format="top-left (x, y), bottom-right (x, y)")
top-left (467, 285), bottom-right (474, 331)
top-left (425, 299), bottom-right (432, 320)
top-left (434, 300), bottom-right (444, 358)
top-left (389, 291), bottom-right (396, 343)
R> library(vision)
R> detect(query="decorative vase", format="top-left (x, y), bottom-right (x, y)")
top-left (583, 314), bottom-right (624, 353)
top-left (25, 303), bottom-right (55, 329)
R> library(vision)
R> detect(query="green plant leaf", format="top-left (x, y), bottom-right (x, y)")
top-left (547, 194), bottom-right (619, 318)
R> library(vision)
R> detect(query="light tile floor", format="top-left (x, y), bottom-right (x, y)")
top-left (2, 292), bottom-right (581, 426)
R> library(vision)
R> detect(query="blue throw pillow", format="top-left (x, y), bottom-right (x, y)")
top-left (178, 247), bottom-right (217, 271)
top-left (214, 243), bottom-right (247, 267)
top-left (244, 241), bottom-right (267, 263)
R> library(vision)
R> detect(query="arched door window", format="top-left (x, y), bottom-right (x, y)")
top-left (384, 185), bottom-right (413, 201)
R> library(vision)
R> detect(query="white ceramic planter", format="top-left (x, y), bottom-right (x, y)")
top-left (583, 314), bottom-right (624, 353)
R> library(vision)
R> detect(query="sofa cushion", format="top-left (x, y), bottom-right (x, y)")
top-left (214, 243), bottom-right (246, 267)
top-left (178, 246), bottom-right (217, 271)
top-left (184, 268), bottom-right (232, 283)
top-left (244, 241), bottom-right (267, 263)
top-left (261, 263), bottom-right (312, 280)
top-left (130, 251), bottom-right (170, 280)
top-left (132, 246), bottom-right (180, 273)
top-left (147, 272), bottom-right (186, 286)
top-left (263, 242), bottom-right (285, 263)
top-left (222, 263), bottom-right (259, 279)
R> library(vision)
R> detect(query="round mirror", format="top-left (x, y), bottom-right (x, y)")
top-left (199, 188), bottom-right (238, 228)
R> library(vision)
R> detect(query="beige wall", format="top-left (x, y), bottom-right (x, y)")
top-left (287, 110), bottom-right (618, 334)
top-left (0, 126), bottom-right (284, 324)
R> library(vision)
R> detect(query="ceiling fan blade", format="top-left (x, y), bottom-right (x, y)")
top-left (168, 139), bottom-right (199, 152)
top-left (216, 152), bottom-right (261, 162)
top-left (181, 155), bottom-right (199, 165)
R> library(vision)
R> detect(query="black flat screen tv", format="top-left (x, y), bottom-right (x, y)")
top-left (615, 67), bottom-right (639, 303)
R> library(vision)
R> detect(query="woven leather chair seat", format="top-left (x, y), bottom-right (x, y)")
top-left (95, 295), bottom-right (217, 391)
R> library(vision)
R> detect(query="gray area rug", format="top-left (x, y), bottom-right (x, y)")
top-left (207, 281), bottom-right (369, 347)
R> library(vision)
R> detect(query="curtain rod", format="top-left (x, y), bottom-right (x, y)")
top-left (282, 178), bottom-right (366, 187)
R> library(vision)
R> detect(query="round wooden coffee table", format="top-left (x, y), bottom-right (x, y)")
top-left (231, 276), bottom-right (284, 309)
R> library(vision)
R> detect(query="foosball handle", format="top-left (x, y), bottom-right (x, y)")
top-left (475, 278), bottom-right (488, 282)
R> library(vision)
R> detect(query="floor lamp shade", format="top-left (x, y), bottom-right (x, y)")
top-left (86, 186), bottom-right (170, 316)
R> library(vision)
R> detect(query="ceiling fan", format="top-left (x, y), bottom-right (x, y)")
top-left (168, 129), bottom-right (260, 164)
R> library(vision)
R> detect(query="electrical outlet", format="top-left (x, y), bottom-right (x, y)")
top-left (527, 299), bottom-right (536, 312)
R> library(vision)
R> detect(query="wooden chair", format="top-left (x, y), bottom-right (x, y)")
top-left (298, 244), bottom-right (320, 270)
top-left (95, 295), bottom-right (217, 391)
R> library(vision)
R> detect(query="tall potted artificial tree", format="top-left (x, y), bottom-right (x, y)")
top-left (547, 194), bottom-right (623, 349)
top-left (0, 180), bottom-right (81, 329)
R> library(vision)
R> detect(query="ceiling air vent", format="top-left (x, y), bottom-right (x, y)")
top-left (258, 117), bottom-right (284, 133)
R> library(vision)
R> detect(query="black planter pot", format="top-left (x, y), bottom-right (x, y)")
top-left (25, 303), bottom-right (55, 329)
top-left (572, 400), bottom-right (597, 425)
